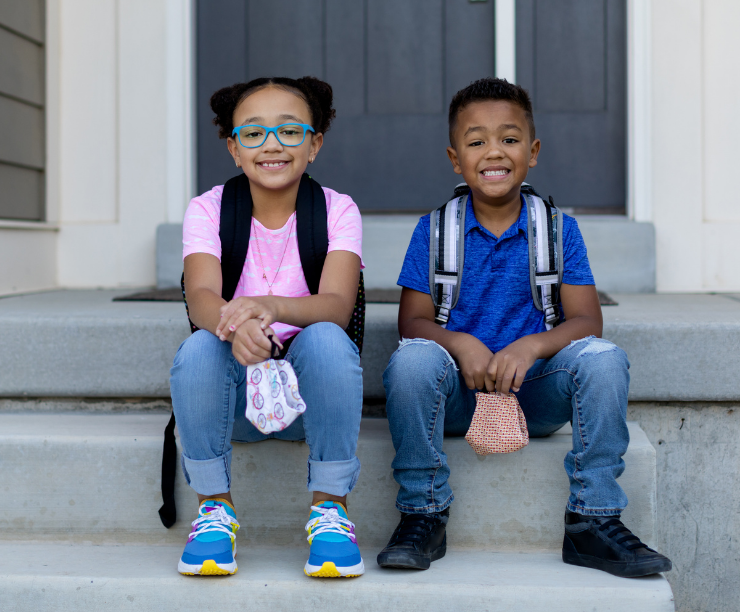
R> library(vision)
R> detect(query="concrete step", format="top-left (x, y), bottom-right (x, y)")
top-left (1, 290), bottom-right (739, 401)
top-left (157, 216), bottom-right (657, 293)
top-left (0, 543), bottom-right (674, 612)
top-left (0, 414), bottom-right (656, 551)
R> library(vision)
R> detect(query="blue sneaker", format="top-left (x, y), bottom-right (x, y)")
top-left (178, 499), bottom-right (240, 576)
top-left (304, 501), bottom-right (364, 577)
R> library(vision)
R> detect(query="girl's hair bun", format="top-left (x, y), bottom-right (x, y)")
top-left (296, 76), bottom-right (336, 134)
top-left (210, 76), bottom-right (336, 140)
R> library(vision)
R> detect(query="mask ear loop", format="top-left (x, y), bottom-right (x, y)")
top-left (267, 335), bottom-right (281, 359)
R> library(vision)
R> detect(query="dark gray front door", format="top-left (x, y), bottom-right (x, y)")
top-left (197, 0), bottom-right (626, 213)
top-left (516, 0), bottom-right (627, 213)
top-left (197, 0), bottom-right (495, 211)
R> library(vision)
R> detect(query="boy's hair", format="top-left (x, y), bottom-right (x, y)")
top-left (448, 78), bottom-right (535, 145)
top-left (210, 76), bottom-right (336, 139)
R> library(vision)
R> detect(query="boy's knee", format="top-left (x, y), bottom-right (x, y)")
top-left (571, 337), bottom-right (629, 378)
top-left (384, 339), bottom-right (455, 387)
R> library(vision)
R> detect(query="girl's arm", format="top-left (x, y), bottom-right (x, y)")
top-left (216, 250), bottom-right (361, 337)
top-left (184, 252), bottom-right (273, 362)
top-left (183, 252), bottom-right (226, 335)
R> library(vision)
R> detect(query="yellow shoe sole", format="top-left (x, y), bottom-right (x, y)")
top-left (180, 559), bottom-right (237, 576)
top-left (304, 561), bottom-right (363, 578)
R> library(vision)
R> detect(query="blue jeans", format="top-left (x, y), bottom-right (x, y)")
top-left (170, 323), bottom-right (363, 497)
top-left (383, 336), bottom-right (630, 517)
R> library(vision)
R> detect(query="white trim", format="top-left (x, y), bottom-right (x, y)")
top-left (0, 221), bottom-right (59, 231)
top-left (165, 0), bottom-right (195, 223)
top-left (627, 0), bottom-right (652, 222)
top-left (495, 0), bottom-right (516, 83)
top-left (45, 0), bottom-right (60, 225)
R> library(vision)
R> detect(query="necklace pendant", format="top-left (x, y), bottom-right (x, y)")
top-left (268, 289), bottom-right (273, 296)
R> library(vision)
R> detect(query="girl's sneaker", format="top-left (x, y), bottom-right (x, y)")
top-left (178, 499), bottom-right (240, 576)
top-left (304, 501), bottom-right (365, 578)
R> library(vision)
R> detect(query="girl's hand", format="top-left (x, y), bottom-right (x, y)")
top-left (231, 319), bottom-right (279, 366)
top-left (216, 296), bottom-right (279, 341)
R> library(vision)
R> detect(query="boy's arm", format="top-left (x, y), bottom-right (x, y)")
top-left (399, 287), bottom-right (496, 391)
top-left (484, 283), bottom-right (603, 394)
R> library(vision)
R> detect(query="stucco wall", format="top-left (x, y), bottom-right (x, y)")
top-left (629, 403), bottom-right (740, 612)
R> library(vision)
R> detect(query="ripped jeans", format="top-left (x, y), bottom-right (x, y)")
top-left (383, 336), bottom-right (630, 516)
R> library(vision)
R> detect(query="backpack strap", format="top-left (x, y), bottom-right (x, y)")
top-left (429, 190), bottom-right (467, 327)
top-left (219, 173), bottom-right (253, 301)
top-left (524, 190), bottom-right (563, 330)
top-left (295, 174), bottom-right (328, 295)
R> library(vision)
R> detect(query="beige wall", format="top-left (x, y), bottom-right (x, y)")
top-left (0, 227), bottom-right (56, 294)
top-left (650, 0), bottom-right (740, 291)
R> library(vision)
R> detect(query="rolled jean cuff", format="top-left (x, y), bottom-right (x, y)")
top-left (566, 501), bottom-right (625, 517)
top-left (181, 449), bottom-right (232, 496)
top-left (307, 456), bottom-right (361, 497)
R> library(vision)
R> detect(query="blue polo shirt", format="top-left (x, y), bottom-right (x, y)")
top-left (397, 195), bottom-right (595, 353)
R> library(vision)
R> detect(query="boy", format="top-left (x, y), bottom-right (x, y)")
top-left (376, 78), bottom-right (671, 578)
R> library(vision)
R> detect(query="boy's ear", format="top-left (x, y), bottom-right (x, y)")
top-left (528, 138), bottom-right (541, 168)
top-left (447, 146), bottom-right (463, 175)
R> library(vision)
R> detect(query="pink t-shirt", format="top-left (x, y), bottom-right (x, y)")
top-left (183, 185), bottom-right (364, 343)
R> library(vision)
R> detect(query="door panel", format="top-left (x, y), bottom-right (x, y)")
top-left (196, 0), bottom-right (494, 210)
top-left (517, 0), bottom-right (626, 211)
top-left (196, 0), bottom-right (625, 212)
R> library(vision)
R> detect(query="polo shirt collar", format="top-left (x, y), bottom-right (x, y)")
top-left (464, 193), bottom-right (529, 240)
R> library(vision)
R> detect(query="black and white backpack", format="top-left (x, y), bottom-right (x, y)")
top-left (429, 183), bottom-right (563, 330)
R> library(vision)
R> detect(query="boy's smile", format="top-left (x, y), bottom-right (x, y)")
top-left (447, 100), bottom-right (540, 211)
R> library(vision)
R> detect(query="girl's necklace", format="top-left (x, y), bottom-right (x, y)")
top-left (253, 214), bottom-right (295, 295)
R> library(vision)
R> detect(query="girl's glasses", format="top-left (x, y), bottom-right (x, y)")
top-left (231, 123), bottom-right (315, 148)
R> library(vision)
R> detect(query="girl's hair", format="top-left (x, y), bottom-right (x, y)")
top-left (210, 76), bottom-right (336, 139)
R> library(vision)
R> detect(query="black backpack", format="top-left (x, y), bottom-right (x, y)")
top-left (158, 172), bottom-right (365, 528)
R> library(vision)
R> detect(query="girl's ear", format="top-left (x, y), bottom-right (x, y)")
top-left (227, 137), bottom-right (241, 168)
top-left (308, 132), bottom-right (324, 163)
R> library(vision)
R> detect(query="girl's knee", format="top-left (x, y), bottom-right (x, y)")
top-left (171, 330), bottom-right (234, 385)
top-left (293, 323), bottom-right (359, 365)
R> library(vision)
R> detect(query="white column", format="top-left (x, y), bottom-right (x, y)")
top-left (165, 0), bottom-right (195, 223)
top-left (627, 0), bottom-right (652, 222)
top-left (495, 0), bottom-right (516, 83)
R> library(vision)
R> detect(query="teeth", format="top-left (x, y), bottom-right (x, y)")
top-left (483, 169), bottom-right (508, 176)
top-left (261, 162), bottom-right (286, 168)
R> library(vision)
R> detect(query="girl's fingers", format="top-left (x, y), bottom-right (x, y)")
top-left (225, 309), bottom-right (257, 336)
top-left (259, 313), bottom-right (273, 330)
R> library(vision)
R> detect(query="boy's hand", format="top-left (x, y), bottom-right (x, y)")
top-left (216, 296), bottom-right (279, 341)
top-left (231, 319), bottom-right (278, 366)
top-left (451, 334), bottom-right (495, 390)
top-left (484, 336), bottom-right (540, 394)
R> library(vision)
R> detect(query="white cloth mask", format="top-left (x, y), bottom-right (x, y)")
top-left (245, 337), bottom-right (306, 434)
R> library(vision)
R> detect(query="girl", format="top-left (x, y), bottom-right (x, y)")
top-left (170, 76), bottom-right (364, 578)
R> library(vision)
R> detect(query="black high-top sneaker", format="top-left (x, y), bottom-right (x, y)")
top-left (562, 510), bottom-right (672, 577)
top-left (377, 508), bottom-right (449, 570)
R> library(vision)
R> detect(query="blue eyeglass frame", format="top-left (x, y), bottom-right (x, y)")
top-left (231, 123), bottom-right (315, 148)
